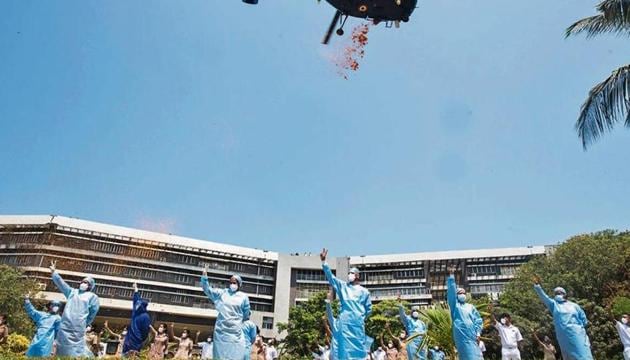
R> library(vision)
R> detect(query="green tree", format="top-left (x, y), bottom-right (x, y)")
top-left (566, 0), bottom-right (630, 149)
top-left (277, 291), bottom-right (335, 358)
top-left (500, 230), bottom-right (630, 359)
top-left (365, 299), bottom-right (406, 346)
top-left (0, 265), bottom-right (44, 337)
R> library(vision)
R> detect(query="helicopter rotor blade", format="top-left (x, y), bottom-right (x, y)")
top-left (322, 10), bottom-right (342, 45)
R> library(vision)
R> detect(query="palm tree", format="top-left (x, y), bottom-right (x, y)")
top-left (566, 0), bottom-right (630, 149)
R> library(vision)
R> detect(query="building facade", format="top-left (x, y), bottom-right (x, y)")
top-left (0, 215), bottom-right (551, 338)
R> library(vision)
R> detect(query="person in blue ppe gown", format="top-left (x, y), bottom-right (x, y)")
top-left (242, 319), bottom-right (257, 360)
top-left (533, 275), bottom-right (593, 360)
top-left (320, 248), bottom-right (372, 360)
top-left (24, 296), bottom-right (61, 357)
top-left (201, 264), bottom-right (251, 360)
top-left (428, 346), bottom-right (445, 360)
top-left (122, 282), bottom-right (151, 356)
top-left (49, 260), bottom-right (100, 357)
top-left (447, 266), bottom-right (483, 360)
top-left (397, 296), bottom-right (427, 360)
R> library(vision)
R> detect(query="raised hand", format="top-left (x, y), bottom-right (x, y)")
top-left (49, 260), bottom-right (57, 272)
top-left (202, 264), bottom-right (209, 276)
top-left (133, 282), bottom-right (139, 292)
top-left (320, 248), bottom-right (328, 262)
top-left (532, 274), bottom-right (542, 285)
top-left (447, 265), bottom-right (457, 275)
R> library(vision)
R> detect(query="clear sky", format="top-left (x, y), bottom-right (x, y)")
top-left (1, 0), bottom-right (629, 257)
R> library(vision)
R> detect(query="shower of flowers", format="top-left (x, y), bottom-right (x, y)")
top-left (333, 23), bottom-right (370, 79)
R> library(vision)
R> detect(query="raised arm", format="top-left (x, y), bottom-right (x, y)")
top-left (398, 304), bottom-right (410, 330)
top-left (50, 261), bottom-right (73, 299)
top-left (201, 265), bottom-right (224, 303)
top-left (446, 269), bottom-right (457, 311)
top-left (104, 321), bottom-right (121, 339)
top-left (86, 295), bottom-right (100, 326)
top-left (320, 249), bottom-right (343, 297)
top-left (533, 284), bottom-right (554, 312)
top-left (24, 298), bottom-right (43, 323)
top-left (169, 323), bottom-right (181, 342)
top-left (131, 282), bottom-right (140, 318)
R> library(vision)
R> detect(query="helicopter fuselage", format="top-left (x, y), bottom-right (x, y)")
top-left (325, 0), bottom-right (418, 22)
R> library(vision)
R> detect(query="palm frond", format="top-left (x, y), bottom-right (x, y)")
top-left (566, 0), bottom-right (630, 37)
top-left (576, 64), bottom-right (630, 149)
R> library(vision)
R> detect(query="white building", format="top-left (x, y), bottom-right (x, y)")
top-left (0, 215), bottom-right (550, 339)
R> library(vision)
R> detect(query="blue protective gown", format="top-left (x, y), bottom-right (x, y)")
top-left (534, 285), bottom-right (594, 360)
top-left (24, 299), bottom-right (61, 357)
top-left (399, 305), bottom-right (427, 360)
top-left (242, 319), bottom-right (257, 360)
top-left (123, 291), bottom-right (151, 354)
top-left (447, 275), bottom-right (483, 360)
top-left (52, 271), bottom-right (100, 357)
top-left (201, 276), bottom-right (251, 360)
top-left (323, 262), bottom-right (372, 360)
top-left (325, 301), bottom-right (340, 360)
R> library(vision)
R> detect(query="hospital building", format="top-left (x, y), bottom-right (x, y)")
top-left (0, 215), bottom-right (553, 339)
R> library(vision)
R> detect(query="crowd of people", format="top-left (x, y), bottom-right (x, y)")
top-left (1, 260), bottom-right (279, 359)
top-left (0, 252), bottom-right (628, 359)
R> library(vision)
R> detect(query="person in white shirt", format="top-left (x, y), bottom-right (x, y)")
top-left (493, 313), bottom-right (523, 360)
top-left (372, 346), bottom-right (386, 360)
top-left (198, 336), bottom-right (213, 359)
top-left (478, 339), bottom-right (486, 358)
top-left (614, 314), bottom-right (630, 360)
top-left (265, 339), bottom-right (278, 360)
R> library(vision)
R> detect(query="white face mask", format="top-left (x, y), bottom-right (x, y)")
top-left (457, 294), bottom-right (466, 303)
top-left (86, 327), bottom-right (92, 333)
top-left (122, 331), bottom-right (128, 336)
top-left (411, 311), bottom-right (419, 318)
top-left (622, 317), bottom-right (628, 325)
top-left (388, 343), bottom-right (393, 348)
top-left (207, 338), bottom-right (212, 342)
top-left (348, 273), bottom-right (356, 282)
top-left (500, 318), bottom-right (507, 325)
top-left (229, 284), bottom-right (238, 292)
top-left (79, 283), bottom-right (89, 291)
top-left (182, 333), bottom-right (188, 339)
top-left (51, 306), bottom-right (59, 313)
top-left (434, 346), bottom-right (439, 350)
top-left (554, 294), bottom-right (565, 302)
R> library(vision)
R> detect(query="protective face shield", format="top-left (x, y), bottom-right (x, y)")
top-left (457, 294), bottom-right (466, 303)
top-left (500, 318), bottom-right (507, 325)
top-left (411, 311), bottom-right (419, 318)
top-left (79, 283), bottom-right (89, 291)
top-left (348, 273), bottom-right (356, 282)
top-left (229, 283), bottom-right (239, 292)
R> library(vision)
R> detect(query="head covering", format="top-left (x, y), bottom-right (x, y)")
top-left (457, 287), bottom-right (466, 294)
top-left (411, 305), bottom-right (420, 311)
top-left (232, 274), bottom-right (243, 288)
top-left (349, 267), bottom-right (360, 275)
top-left (553, 287), bottom-right (566, 295)
top-left (135, 299), bottom-right (149, 314)
top-left (48, 300), bottom-right (62, 307)
top-left (83, 277), bottom-right (96, 291)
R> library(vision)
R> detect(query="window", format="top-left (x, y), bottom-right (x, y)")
top-left (262, 316), bottom-right (274, 330)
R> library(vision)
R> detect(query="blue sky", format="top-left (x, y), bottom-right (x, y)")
top-left (1, 0), bottom-right (629, 257)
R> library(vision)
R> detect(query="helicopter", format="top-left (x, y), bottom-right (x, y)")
top-left (320, 0), bottom-right (418, 44)
top-left (241, 0), bottom-right (418, 45)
